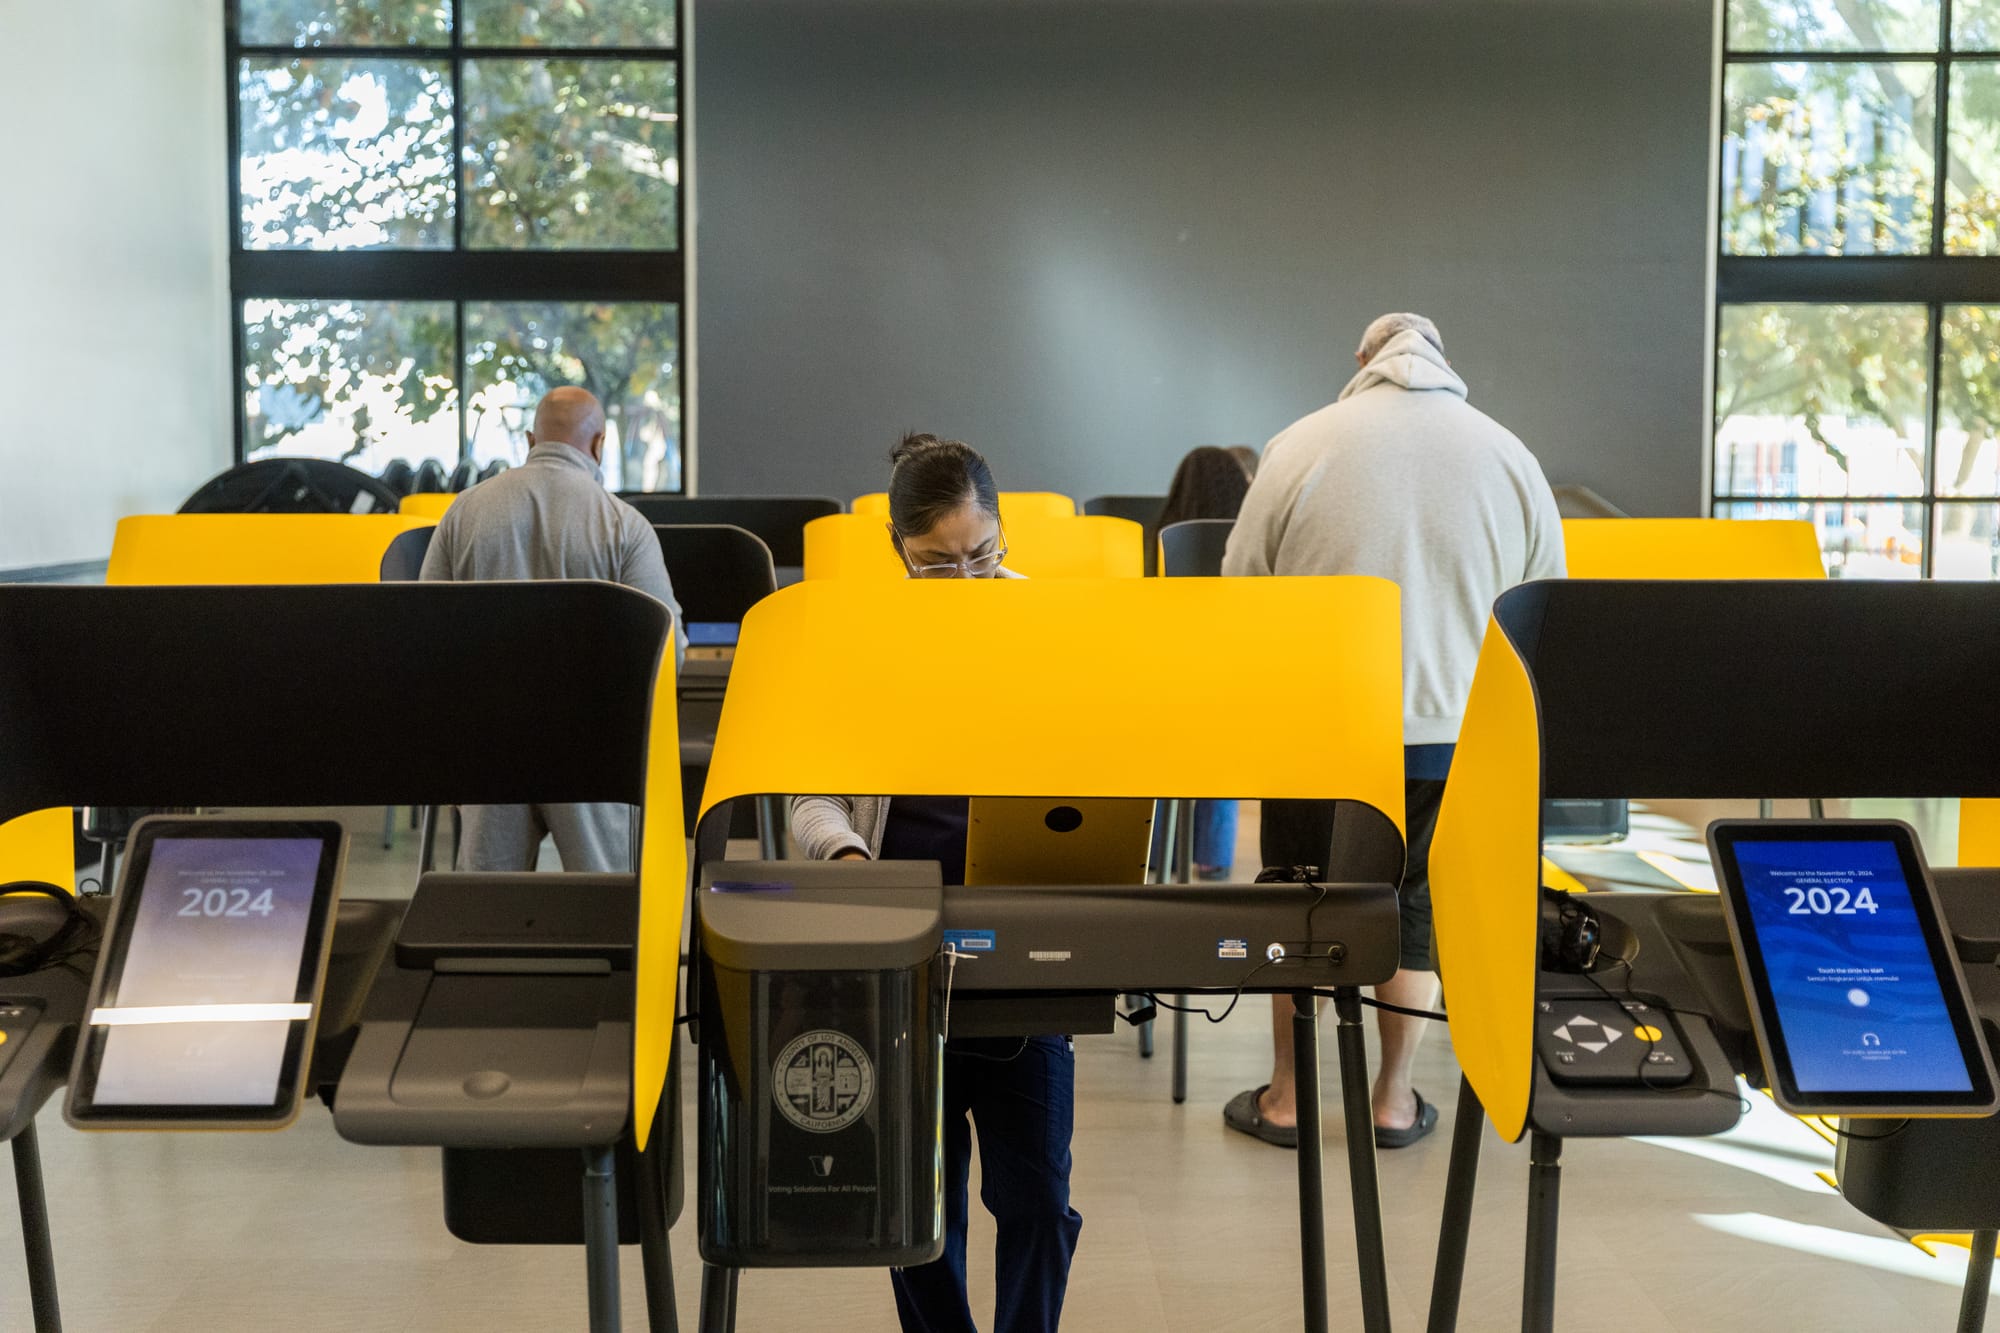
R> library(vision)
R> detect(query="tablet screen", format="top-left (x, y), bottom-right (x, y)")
top-left (686, 621), bottom-right (740, 647)
top-left (1730, 835), bottom-right (1973, 1096)
top-left (69, 819), bottom-right (344, 1127)
top-left (93, 836), bottom-right (324, 1105)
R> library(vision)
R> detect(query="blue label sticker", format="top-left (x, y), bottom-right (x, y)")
top-left (1218, 938), bottom-right (1249, 960)
top-left (943, 929), bottom-right (997, 953)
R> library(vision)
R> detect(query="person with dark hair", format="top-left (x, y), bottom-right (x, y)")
top-left (1227, 444), bottom-right (1260, 479)
top-left (790, 433), bottom-right (1078, 1333)
top-left (1154, 446), bottom-right (1254, 878)
top-left (1155, 444), bottom-right (1252, 533)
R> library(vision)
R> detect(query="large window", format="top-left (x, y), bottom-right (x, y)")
top-left (1716, 0), bottom-right (2000, 577)
top-left (228, 0), bottom-right (685, 491)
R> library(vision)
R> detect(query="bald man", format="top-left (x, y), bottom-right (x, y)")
top-left (420, 387), bottom-right (686, 873)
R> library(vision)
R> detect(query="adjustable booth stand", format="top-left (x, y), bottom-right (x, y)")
top-left (1426, 578), bottom-right (2000, 1333)
top-left (687, 576), bottom-right (1411, 1333)
top-left (0, 582), bottom-right (689, 1333)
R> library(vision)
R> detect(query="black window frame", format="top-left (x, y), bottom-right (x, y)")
top-left (1713, 0), bottom-right (2000, 575)
top-left (223, 0), bottom-right (689, 490)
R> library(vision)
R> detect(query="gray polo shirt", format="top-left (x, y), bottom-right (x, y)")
top-left (419, 442), bottom-right (686, 664)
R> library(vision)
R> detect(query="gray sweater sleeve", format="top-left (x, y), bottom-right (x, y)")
top-left (1221, 454), bottom-right (1289, 578)
top-left (1521, 465), bottom-right (1568, 582)
top-left (789, 795), bottom-right (873, 861)
top-left (417, 514), bottom-right (456, 582)
top-left (620, 514), bottom-right (688, 667)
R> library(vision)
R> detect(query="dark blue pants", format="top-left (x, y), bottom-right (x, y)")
top-left (892, 1035), bottom-right (1082, 1333)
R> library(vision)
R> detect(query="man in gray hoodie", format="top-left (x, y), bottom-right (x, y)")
top-left (1221, 313), bottom-right (1565, 1149)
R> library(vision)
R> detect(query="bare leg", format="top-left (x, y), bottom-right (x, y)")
top-left (1258, 970), bottom-right (1440, 1130)
top-left (1371, 968), bottom-right (1441, 1130)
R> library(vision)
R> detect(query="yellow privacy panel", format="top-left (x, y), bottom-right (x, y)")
top-left (1962, 799), bottom-right (2000, 867)
top-left (1563, 518), bottom-right (1825, 580)
top-left (1429, 617), bottom-right (1544, 1142)
top-left (852, 491), bottom-right (1077, 523)
top-left (702, 576), bottom-right (1403, 829)
top-left (398, 492), bottom-right (456, 521)
top-left (805, 514), bottom-right (906, 579)
top-left (0, 808), bottom-right (74, 891)
top-left (803, 514), bottom-right (1144, 580)
top-left (107, 514), bottom-right (435, 585)
top-left (633, 650), bottom-right (688, 1152)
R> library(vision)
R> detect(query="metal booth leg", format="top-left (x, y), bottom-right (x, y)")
top-left (1331, 988), bottom-right (1393, 1333)
top-left (1170, 999), bottom-right (1189, 1103)
top-left (639, 1140), bottom-right (678, 1333)
top-left (1522, 1132), bottom-right (1563, 1333)
top-left (582, 1144), bottom-right (622, 1333)
top-left (755, 796), bottom-right (785, 861)
top-left (1426, 1073), bottom-right (1485, 1333)
top-left (381, 804), bottom-right (396, 850)
top-left (1170, 798), bottom-right (1194, 1101)
top-left (1960, 1228), bottom-right (1998, 1333)
top-left (14, 1123), bottom-right (61, 1333)
top-left (1291, 991), bottom-right (1330, 1333)
top-left (416, 805), bottom-right (439, 873)
top-left (697, 1264), bottom-right (738, 1333)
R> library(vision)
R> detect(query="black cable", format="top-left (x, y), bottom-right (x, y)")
top-left (1145, 956), bottom-right (1282, 1025)
top-left (1574, 953), bottom-right (1752, 1111)
top-left (950, 1036), bottom-right (1033, 1063)
top-left (1357, 996), bottom-right (1448, 1022)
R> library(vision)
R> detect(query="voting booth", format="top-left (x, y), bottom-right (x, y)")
top-left (691, 576), bottom-right (1409, 1333)
top-left (0, 583), bottom-right (687, 1333)
top-left (1428, 579), bottom-right (2000, 1333)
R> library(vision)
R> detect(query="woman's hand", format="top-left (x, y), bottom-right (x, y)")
top-left (835, 849), bottom-right (869, 861)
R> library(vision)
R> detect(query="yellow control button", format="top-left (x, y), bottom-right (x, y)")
top-left (1632, 1025), bottom-right (1663, 1042)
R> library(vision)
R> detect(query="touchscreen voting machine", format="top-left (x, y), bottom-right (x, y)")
top-left (66, 817), bottom-right (345, 1130)
top-left (1708, 819), bottom-right (1999, 1118)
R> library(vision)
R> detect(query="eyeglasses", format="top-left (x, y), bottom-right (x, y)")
top-left (891, 525), bottom-right (1009, 579)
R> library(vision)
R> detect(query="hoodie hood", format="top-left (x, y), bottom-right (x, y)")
top-left (1337, 329), bottom-right (1468, 402)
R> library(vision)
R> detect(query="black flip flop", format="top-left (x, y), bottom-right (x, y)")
top-left (1223, 1084), bottom-right (1299, 1149)
top-left (1374, 1089), bottom-right (1440, 1149)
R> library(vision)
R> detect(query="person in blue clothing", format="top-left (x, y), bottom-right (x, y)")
top-left (790, 433), bottom-right (1081, 1333)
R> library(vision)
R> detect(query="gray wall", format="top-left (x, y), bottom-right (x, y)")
top-left (0, 0), bottom-right (230, 570)
top-left (692, 0), bottom-right (1714, 516)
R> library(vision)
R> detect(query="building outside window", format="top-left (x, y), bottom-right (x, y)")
top-left (229, 0), bottom-right (686, 492)
top-left (1716, 0), bottom-right (2000, 577)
